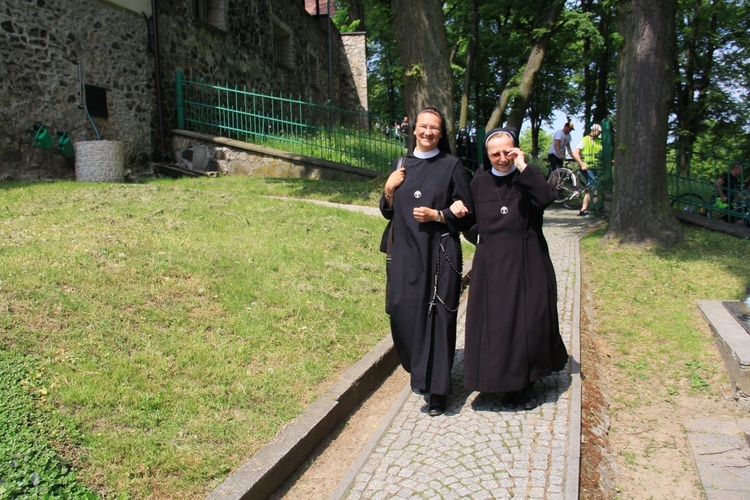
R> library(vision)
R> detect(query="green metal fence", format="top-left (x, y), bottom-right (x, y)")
top-left (175, 72), bottom-right (405, 174)
top-left (666, 146), bottom-right (748, 224)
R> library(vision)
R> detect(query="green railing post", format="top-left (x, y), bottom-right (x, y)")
top-left (476, 127), bottom-right (485, 167)
top-left (175, 71), bottom-right (184, 129)
top-left (601, 119), bottom-right (613, 192)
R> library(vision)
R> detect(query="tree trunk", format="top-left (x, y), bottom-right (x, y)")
top-left (346, 0), bottom-right (366, 31)
top-left (458, 0), bottom-right (479, 132)
top-left (605, 0), bottom-right (681, 246)
top-left (485, 3), bottom-right (563, 131)
top-left (391, 0), bottom-right (456, 148)
top-left (504, 41), bottom-right (553, 130)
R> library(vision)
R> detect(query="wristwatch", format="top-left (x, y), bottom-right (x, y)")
top-left (436, 210), bottom-right (442, 223)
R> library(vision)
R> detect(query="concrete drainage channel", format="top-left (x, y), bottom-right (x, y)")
top-left (207, 262), bottom-right (473, 499)
top-left (207, 335), bottom-right (399, 499)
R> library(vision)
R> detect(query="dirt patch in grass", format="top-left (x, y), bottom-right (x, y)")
top-left (578, 275), bottom-right (745, 499)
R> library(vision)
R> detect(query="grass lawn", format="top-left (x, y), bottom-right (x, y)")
top-left (580, 225), bottom-right (749, 392)
top-left (0, 175), bottom-right (394, 498)
top-left (579, 224), bottom-right (750, 496)
top-left (3, 173), bottom-right (748, 498)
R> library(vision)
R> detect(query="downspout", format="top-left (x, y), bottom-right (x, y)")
top-left (327, 0), bottom-right (333, 128)
top-left (151, 0), bottom-right (167, 161)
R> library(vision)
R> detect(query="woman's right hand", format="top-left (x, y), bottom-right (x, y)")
top-left (384, 167), bottom-right (406, 195)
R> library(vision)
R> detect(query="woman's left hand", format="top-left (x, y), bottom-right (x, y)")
top-left (413, 206), bottom-right (437, 223)
top-left (450, 200), bottom-right (470, 218)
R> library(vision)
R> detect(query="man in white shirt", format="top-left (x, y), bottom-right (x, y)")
top-left (547, 121), bottom-right (575, 171)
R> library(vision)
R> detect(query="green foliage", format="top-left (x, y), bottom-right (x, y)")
top-left (361, 0), bottom-right (405, 120)
top-left (331, 4), bottom-right (360, 33)
top-left (673, 0), bottom-right (750, 159)
top-left (0, 353), bottom-right (97, 498)
top-left (519, 127), bottom-right (552, 165)
top-left (361, 0), bottom-right (744, 163)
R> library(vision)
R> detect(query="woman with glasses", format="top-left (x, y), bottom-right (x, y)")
top-left (380, 107), bottom-right (474, 416)
top-left (463, 127), bottom-right (568, 411)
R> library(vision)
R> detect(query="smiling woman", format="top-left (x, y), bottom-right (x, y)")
top-left (380, 106), bottom-right (475, 417)
top-left (463, 126), bottom-right (568, 411)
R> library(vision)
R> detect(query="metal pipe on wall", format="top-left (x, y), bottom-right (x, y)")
top-left (151, 0), bottom-right (167, 161)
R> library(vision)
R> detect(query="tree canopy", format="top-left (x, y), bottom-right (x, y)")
top-left (333, 0), bottom-right (749, 244)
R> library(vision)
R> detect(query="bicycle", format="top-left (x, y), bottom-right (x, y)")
top-left (547, 161), bottom-right (602, 211)
top-left (542, 156), bottom-right (577, 178)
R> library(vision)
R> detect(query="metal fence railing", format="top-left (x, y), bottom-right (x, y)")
top-left (175, 72), bottom-right (405, 174)
top-left (666, 146), bottom-right (748, 225)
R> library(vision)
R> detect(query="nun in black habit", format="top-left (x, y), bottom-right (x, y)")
top-left (379, 107), bottom-right (475, 416)
top-left (463, 127), bottom-right (568, 410)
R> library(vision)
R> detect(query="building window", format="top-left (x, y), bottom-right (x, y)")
top-left (193, 0), bottom-right (226, 31)
top-left (273, 22), bottom-right (293, 69)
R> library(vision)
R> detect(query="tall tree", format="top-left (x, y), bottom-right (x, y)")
top-left (391, 0), bottom-right (456, 145)
top-left (606, 0), bottom-right (681, 246)
top-left (484, 1), bottom-right (566, 131)
top-left (673, 0), bottom-right (750, 176)
top-left (456, 0), bottom-right (479, 133)
top-left (579, 0), bottom-right (618, 126)
top-left (360, 0), bottom-right (404, 120)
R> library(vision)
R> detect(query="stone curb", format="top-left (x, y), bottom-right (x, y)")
top-left (207, 335), bottom-right (400, 499)
top-left (565, 229), bottom-right (583, 500)
top-left (207, 262), bottom-right (473, 499)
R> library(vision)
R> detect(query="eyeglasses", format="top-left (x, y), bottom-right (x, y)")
top-left (415, 124), bottom-right (441, 133)
top-left (488, 150), bottom-right (512, 159)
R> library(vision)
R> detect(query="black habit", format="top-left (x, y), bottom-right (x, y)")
top-left (380, 152), bottom-right (475, 396)
top-left (464, 165), bottom-right (568, 394)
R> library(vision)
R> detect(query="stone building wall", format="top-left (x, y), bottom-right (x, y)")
top-left (0, 0), bottom-right (154, 181)
top-left (339, 32), bottom-right (368, 114)
top-left (0, 0), bottom-right (366, 181)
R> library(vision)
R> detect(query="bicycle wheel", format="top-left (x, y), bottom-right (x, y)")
top-left (671, 193), bottom-right (704, 215)
top-left (548, 168), bottom-right (578, 204)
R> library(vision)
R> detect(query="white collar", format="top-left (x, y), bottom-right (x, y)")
top-left (414, 148), bottom-right (440, 159)
top-left (491, 164), bottom-right (517, 177)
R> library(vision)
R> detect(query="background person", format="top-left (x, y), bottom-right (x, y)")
top-left (547, 121), bottom-right (575, 171)
top-left (380, 107), bottom-right (475, 417)
top-left (463, 127), bottom-right (568, 411)
top-left (571, 123), bottom-right (602, 216)
top-left (715, 162), bottom-right (746, 224)
top-left (399, 115), bottom-right (410, 146)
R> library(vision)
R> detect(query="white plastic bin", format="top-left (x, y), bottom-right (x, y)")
top-left (74, 140), bottom-right (125, 182)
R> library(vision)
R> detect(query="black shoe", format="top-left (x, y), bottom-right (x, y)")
top-left (427, 394), bottom-right (446, 416)
top-left (520, 390), bottom-right (538, 411)
top-left (578, 210), bottom-right (589, 216)
top-left (501, 390), bottom-right (522, 407)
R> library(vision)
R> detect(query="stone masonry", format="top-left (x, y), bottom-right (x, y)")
top-left (0, 0), bottom-right (367, 181)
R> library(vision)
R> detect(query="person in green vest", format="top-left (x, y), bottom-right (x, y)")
top-left (571, 123), bottom-right (602, 216)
